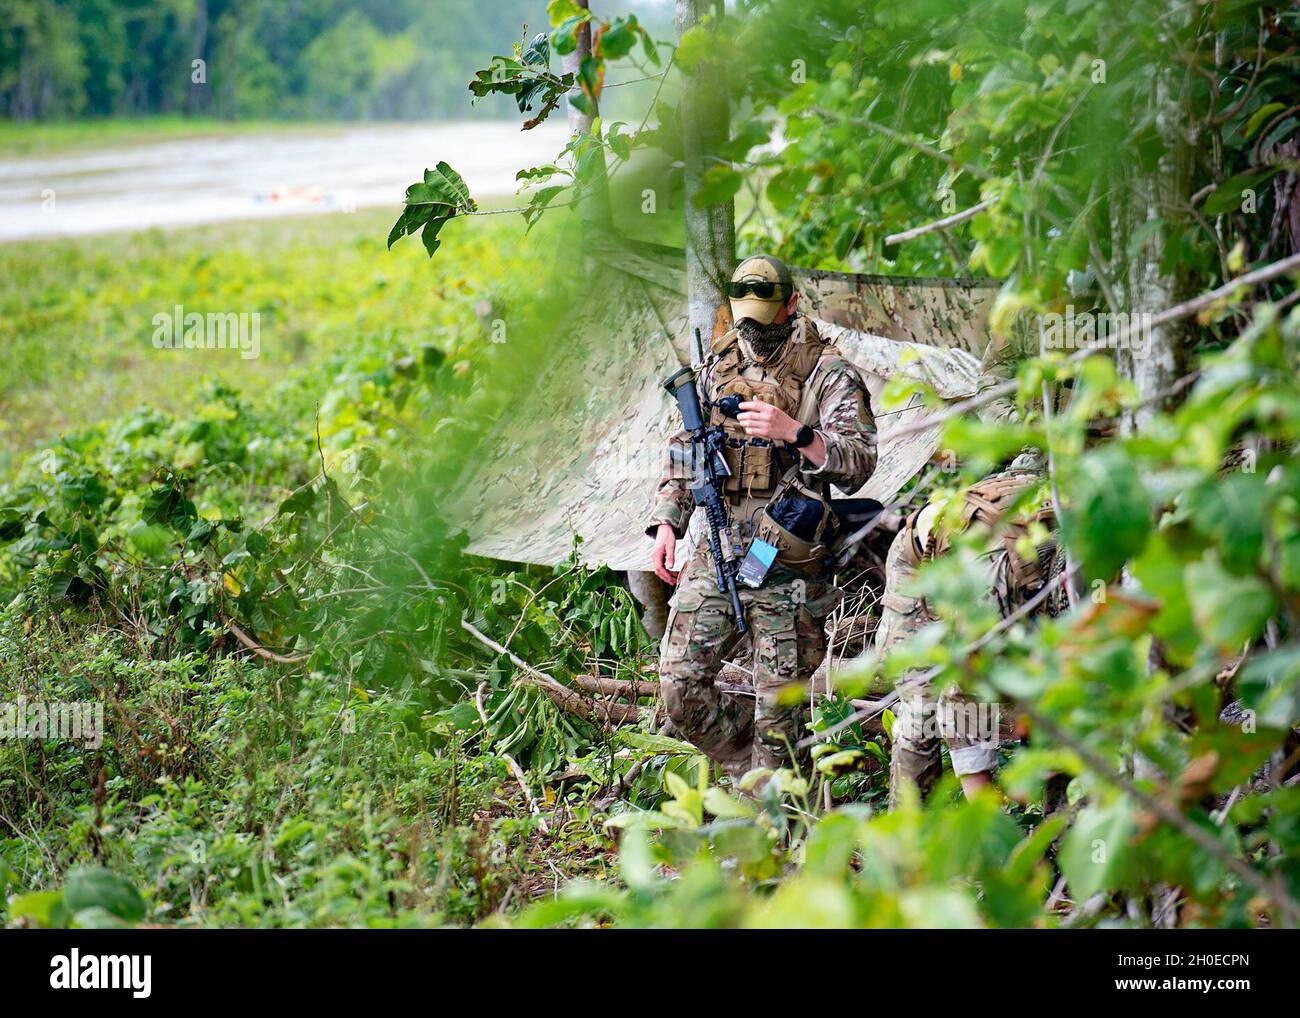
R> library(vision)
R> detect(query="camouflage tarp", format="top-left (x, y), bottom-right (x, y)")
top-left (455, 239), bottom-right (998, 571)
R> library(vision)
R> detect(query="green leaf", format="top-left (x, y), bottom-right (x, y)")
top-left (1237, 647), bottom-right (1300, 730)
top-left (186, 518), bottom-right (217, 548)
top-left (547, 0), bottom-right (589, 29)
top-left (692, 165), bottom-right (743, 208)
top-left (1203, 168), bottom-right (1279, 216)
top-left (1059, 800), bottom-right (1135, 901)
top-left (972, 235), bottom-right (1020, 278)
top-left (277, 486), bottom-right (316, 517)
top-left (7, 889), bottom-right (68, 928)
top-left (1243, 102), bottom-right (1286, 138)
top-left (619, 730), bottom-right (697, 755)
top-left (387, 204), bottom-right (432, 249)
top-left (1059, 446), bottom-right (1150, 583)
top-left (406, 161), bottom-right (474, 212)
top-left (551, 15), bottom-right (586, 56)
top-left (421, 215), bottom-right (450, 257)
top-left (523, 185), bottom-right (567, 230)
top-left (897, 887), bottom-right (983, 929)
top-left (142, 479), bottom-right (197, 531)
top-left (674, 24), bottom-right (713, 71)
top-left (62, 867), bottom-right (146, 924)
top-left (1130, 532), bottom-right (1197, 663)
top-left (0, 508), bottom-right (27, 541)
top-left (1186, 553), bottom-right (1277, 651)
top-left (1006, 815), bottom-right (1068, 883)
top-left (617, 826), bottom-right (659, 891)
top-left (703, 786), bottom-right (757, 818)
top-left (598, 17), bottom-right (638, 62)
top-left (1183, 472), bottom-right (1267, 573)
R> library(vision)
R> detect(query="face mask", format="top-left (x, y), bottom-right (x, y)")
top-left (736, 316), bottom-right (795, 361)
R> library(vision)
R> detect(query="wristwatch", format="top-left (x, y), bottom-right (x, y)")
top-left (793, 424), bottom-right (816, 449)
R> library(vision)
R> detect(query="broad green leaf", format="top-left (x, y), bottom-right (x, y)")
top-left (1060, 800), bottom-right (1135, 901)
top-left (703, 786), bottom-right (756, 818)
top-left (1183, 472), bottom-right (1267, 574)
top-left (1059, 446), bottom-right (1150, 582)
top-left (1186, 553), bottom-right (1276, 651)
top-left (62, 867), bottom-right (146, 924)
top-left (546, 0), bottom-right (588, 27)
top-left (692, 165), bottom-right (743, 208)
top-left (1243, 102), bottom-right (1286, 138)
top-left (7, 890), bottom-right (67, 929)
top-left (598, 17), bottom-right (638, 62)
top-left (1203, 168), bottom-right (1279, 216)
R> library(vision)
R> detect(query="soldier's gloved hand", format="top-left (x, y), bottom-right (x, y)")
top-left (652, 524), bottom-right (679, 585)
top-left (736, 400), bottom-right (800, 443)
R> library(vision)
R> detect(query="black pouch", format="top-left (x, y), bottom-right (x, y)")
top-left (828, 497), bottom-right (884, 539)
top-left (767, 496), bottom-right (827, 540)
top-left (753, 495), bottom-right (834, 578)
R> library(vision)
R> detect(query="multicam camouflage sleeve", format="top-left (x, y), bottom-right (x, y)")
top-left (645, 426), bottom-right (695, 539)
top-left (974, 327), bottom-right (1036, 426)
top-left (800, 362), bottom-right (877, 492)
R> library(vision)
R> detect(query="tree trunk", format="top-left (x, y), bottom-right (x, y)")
top-left (562, 0), bottom-right (611, 227)
top-left (675, 0), bottom-right (736, 364)
top-left (1114, 43), bottom-right (1194, 435)
top-left (626, 569), bottom-right (668, 639)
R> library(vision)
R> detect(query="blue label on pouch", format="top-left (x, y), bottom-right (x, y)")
top-left (736, 538), bottom-right (779, 588)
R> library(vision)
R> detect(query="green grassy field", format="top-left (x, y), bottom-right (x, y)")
top-left (0, 188), bottom-right (641, 928)
top-left (0, 207), bottom-right (527, 472)
top-left (0, 116), bottom-right (361, 157)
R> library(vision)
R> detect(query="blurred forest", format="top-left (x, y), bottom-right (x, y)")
top-left (0, 0), bottom-right (669, 121)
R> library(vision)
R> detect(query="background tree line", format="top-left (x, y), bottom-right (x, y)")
top-left (0, 0), bottom-right (600, 122)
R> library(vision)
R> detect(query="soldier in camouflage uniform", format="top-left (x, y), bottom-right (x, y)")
top-left (648, 255), bottom-right (877, 778)
top-left (866, 316), bottom-right (1068, 805)
top-left (878, 454), bottom-right (1070, 807)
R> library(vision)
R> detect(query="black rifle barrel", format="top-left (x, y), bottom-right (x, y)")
top-left (663, 351), bottom-right (748, 636)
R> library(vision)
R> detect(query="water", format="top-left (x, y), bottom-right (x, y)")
top-left (0, 121), bottom-right (570, 242)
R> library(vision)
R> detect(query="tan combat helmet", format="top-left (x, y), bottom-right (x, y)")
top-left (727, 254), bottom-right (794, 326)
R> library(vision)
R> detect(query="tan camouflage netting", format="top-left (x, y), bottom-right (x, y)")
top-left (451, 237), bottom-right (998, 570)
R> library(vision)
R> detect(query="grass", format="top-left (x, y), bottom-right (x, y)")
top-left (0, 116), bottom-right (367, 158)
top-left (0, 182), bottom-right (643, 927)
top-left (0, 207), bottom-right (526, 473)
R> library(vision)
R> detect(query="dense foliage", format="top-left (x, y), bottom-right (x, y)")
top-left (2, 0), bottom-right (1298, 929)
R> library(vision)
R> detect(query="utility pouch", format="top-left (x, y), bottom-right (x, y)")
top-left (756, 495), bottom-right (833, 577)
top-left (722, 438), bottom-right (774, 496)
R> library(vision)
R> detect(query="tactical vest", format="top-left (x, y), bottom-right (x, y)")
top-left (703, 316), bottom-right (831, 501)
top-left (898, 470), bottom-right (1067, 620)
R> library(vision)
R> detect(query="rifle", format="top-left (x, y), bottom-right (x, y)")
top-left (662, 345), bottom-right (748, 635)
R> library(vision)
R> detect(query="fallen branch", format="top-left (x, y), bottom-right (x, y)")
top-left (460, 618), bottom-right (646, 729)
top-left (534, 683), bottom-right (644, 726)
top-left (571, 674), bottom-right (661, 699)
top-left (476, 683), bottom-right (549, 834)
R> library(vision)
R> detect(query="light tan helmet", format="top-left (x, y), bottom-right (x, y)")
top-left (727, 254), bottom-right (794, 326)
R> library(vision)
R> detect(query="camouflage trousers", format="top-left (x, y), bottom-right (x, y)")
top-left (659, 543), bottom-right (830, 779)
top-left (876, 528), bottom-right (999, 808)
